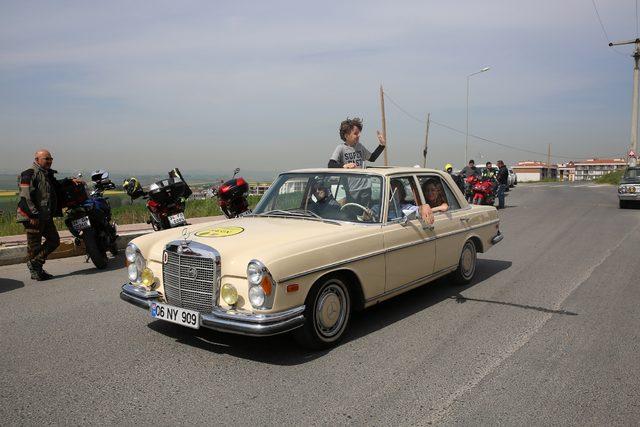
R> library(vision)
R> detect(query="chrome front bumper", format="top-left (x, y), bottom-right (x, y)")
top-left (491, 231), bottom-right (503, 245)
top-left (618, 194), bottom-right (640, 200)
top-left (120, 283), bottom-right (305, 337)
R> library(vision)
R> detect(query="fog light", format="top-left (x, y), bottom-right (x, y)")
top-left (221, 283), bottom-right (238, 305)
top-left (128, 264), bottom-right (138, 281)
top-left (249, 286), bottom-right (265, 307)
top-left (141, 268), bottom-right (154, 287)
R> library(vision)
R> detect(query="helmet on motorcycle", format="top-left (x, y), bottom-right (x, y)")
top-left (444, 163), bottom-right (453, 173)
top-left (123, 177), bottom-right (145, 200)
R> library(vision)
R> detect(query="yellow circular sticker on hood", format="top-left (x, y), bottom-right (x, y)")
top-left (195, 226), bottom-right (244, 237)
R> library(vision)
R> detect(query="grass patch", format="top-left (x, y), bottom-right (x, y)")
top-left (0, 195), bottom-right (262, 237)
top-left (594, 169), bottom-right (624, 184)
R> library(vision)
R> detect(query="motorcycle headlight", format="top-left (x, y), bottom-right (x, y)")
top-left (125, 243), bottom-right (139, 263)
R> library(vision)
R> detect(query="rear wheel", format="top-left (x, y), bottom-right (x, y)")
top-left (451, 240), bottom-right (477, 285)
top-left (294, 275), bottom-right (352, 350)
top-left (83, 229), bottom-right (108, 269)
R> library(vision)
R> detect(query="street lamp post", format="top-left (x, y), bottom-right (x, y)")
top-left (466, 67), bottom-right (491, 165)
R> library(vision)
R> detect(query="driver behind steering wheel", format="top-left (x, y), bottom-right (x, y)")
top-left (309, 183), bottom-right (341, 219)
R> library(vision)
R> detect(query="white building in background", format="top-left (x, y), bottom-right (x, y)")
top-left (572, 158), bottom-right (626, 181)
top-left (512, 161), bottom-right (557, 182)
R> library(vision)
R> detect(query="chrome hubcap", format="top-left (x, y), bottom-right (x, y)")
top-left (461, 243), bottom-right (476, 279)
top-left (315, 283), bottom-right (348, 339)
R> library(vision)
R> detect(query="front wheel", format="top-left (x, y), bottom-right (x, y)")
top-left (451, 240), bottom-right (477, 285)
top-left (83, 229), bottom-right (108, 269)
top-left (294, 275), bottom-right (352, 350)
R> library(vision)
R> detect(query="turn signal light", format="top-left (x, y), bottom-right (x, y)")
top-left (261, 276), bottom-right (273, 295)
top-left (286, 284), bottom-right (299, 293)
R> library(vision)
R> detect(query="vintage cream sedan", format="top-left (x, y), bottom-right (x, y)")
top-left (120, 167), bottom-right (502, 349)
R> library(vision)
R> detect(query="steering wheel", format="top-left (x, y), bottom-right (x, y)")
top-left (340, 202), bottom-right (376, 221)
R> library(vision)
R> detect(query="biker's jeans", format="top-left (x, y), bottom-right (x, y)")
top-left (497, 184), bottom-right (506, 208)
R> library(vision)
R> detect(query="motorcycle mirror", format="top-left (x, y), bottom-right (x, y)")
top-left (233, 167), bottom-right (240, 178)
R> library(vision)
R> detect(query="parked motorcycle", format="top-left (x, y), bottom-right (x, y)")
top-left (59, 170), bottom-right (118, 269)
top-left (214, 168), bottom-right (251, 218)
top-left (465, 175), bottom-right (496, 205)
top-left (123, 168), bottom-right (192, 231)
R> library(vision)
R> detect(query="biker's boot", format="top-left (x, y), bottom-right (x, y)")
top-left (27, 259), bottom-right (53, 281)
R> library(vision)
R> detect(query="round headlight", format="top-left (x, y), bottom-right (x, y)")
top-left (135, 256), bottom-right (145, 272)
top-left (221, 283), bottom-right (238, 305)
top-left (125, 244), bottom-right (138, 263)
top-left (248, 286), bottom-right (265, 307)
top-left (141, 268), bottom-right (154, 287)
top-left (247, 262), bottom-right (263, 285)
top-left (128, 264), bottom-right (139, 281)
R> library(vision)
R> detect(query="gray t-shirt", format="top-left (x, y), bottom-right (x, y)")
top-left (330, 142), bottom-right (372, 169)
top-left (330, 142), bottom-right (373, 195)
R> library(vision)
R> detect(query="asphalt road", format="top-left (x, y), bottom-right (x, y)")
top-left (1, 183), bottom-right (639, 425)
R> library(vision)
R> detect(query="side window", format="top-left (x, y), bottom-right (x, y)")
top-left (418, 175), bottom-right (461, 211)
top-left (387, 176), bottom-right (419, 221)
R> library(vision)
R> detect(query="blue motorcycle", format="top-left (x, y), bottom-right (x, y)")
top-left (59, 170), bottom-right (118, 269)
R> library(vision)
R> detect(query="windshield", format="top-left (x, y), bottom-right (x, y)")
top-left (623, 168), bottom-right (640, 180)
top-left (253, 173), bottom-right (384, 223)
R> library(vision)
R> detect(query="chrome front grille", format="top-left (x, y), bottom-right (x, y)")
top-left (163, 250), bottom-right (217, 313)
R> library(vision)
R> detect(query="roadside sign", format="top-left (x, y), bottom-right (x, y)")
top-left (629, 149), bottom-right (636, 158)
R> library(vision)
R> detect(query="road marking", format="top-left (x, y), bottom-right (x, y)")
top-left (424, 218), bottom-right (640, 425)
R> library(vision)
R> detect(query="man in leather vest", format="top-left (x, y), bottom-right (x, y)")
top-left (16, 150), bottom-right (63, 280)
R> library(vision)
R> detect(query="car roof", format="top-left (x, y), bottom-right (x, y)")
top-left (286, 167), bottom-right (445, 176)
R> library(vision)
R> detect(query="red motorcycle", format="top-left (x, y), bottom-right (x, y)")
top-left (465, 175), bottom-right (496, 206)
top-left (123, 168), bottom-right (192, 230)
top-left (213, 168), bottom-right (251, 218)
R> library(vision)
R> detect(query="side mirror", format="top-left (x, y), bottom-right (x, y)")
top-left (400, 210), bottom-right (417, 226)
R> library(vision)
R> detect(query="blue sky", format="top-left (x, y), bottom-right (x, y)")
top-left (0, 0), bottom-right (637, 175)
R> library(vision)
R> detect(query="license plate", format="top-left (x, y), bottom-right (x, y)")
top-left (168, 212), bottom-right (186, 227)
top-left (71, 216), bottom-right (91, 230)
top-left (150, 302), bottom-right (200, 329)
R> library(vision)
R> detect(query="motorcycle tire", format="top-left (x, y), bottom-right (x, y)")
top-left (83, 229), bottom-right (108, 269)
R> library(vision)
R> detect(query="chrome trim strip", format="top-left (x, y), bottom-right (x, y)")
top-left (278, 219), bottom-right (499, 282)
top-left (365, 266), bottom-right (457, 303)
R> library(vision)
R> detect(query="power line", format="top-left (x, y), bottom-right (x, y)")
top-left (382, 90), bottom-right (575, 160)
top-left (592, 0), bottom-right (630, 57)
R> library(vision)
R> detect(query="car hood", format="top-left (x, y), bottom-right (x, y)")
top-left (620, 178), bottom-right (640, 184)
top-left (135, 216), bottom-right (377, 279)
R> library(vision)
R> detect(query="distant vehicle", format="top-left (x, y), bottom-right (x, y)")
top-left (618, 167), bottom-right (640, 209)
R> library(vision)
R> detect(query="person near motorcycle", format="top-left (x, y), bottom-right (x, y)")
top-left (460, 160), bottom-right (480, 202)
top-left (482, 161), bottom-right (496, 179)
top-left (16, 150), bottom-right (81, 280)
top-left (496, 160), bottom-right (509, 209)
top-left (444, 163), bottom-right (465, 194)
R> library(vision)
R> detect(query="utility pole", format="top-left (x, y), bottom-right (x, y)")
top-left (610, 38), bottom-right (640, 159)
top-left (380, 85), bottom-right (388, 166)
top-left (547, 143), bottom-right (551, 179)
top-left (422, 113), bottom-right (431, 168)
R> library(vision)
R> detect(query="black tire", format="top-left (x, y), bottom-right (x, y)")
top-left (451, 240), bottom-right (477, 285)
top-left (294, 274), bottom-right (352, 350)
top-left (83, 229), bottom-right (108, 269)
